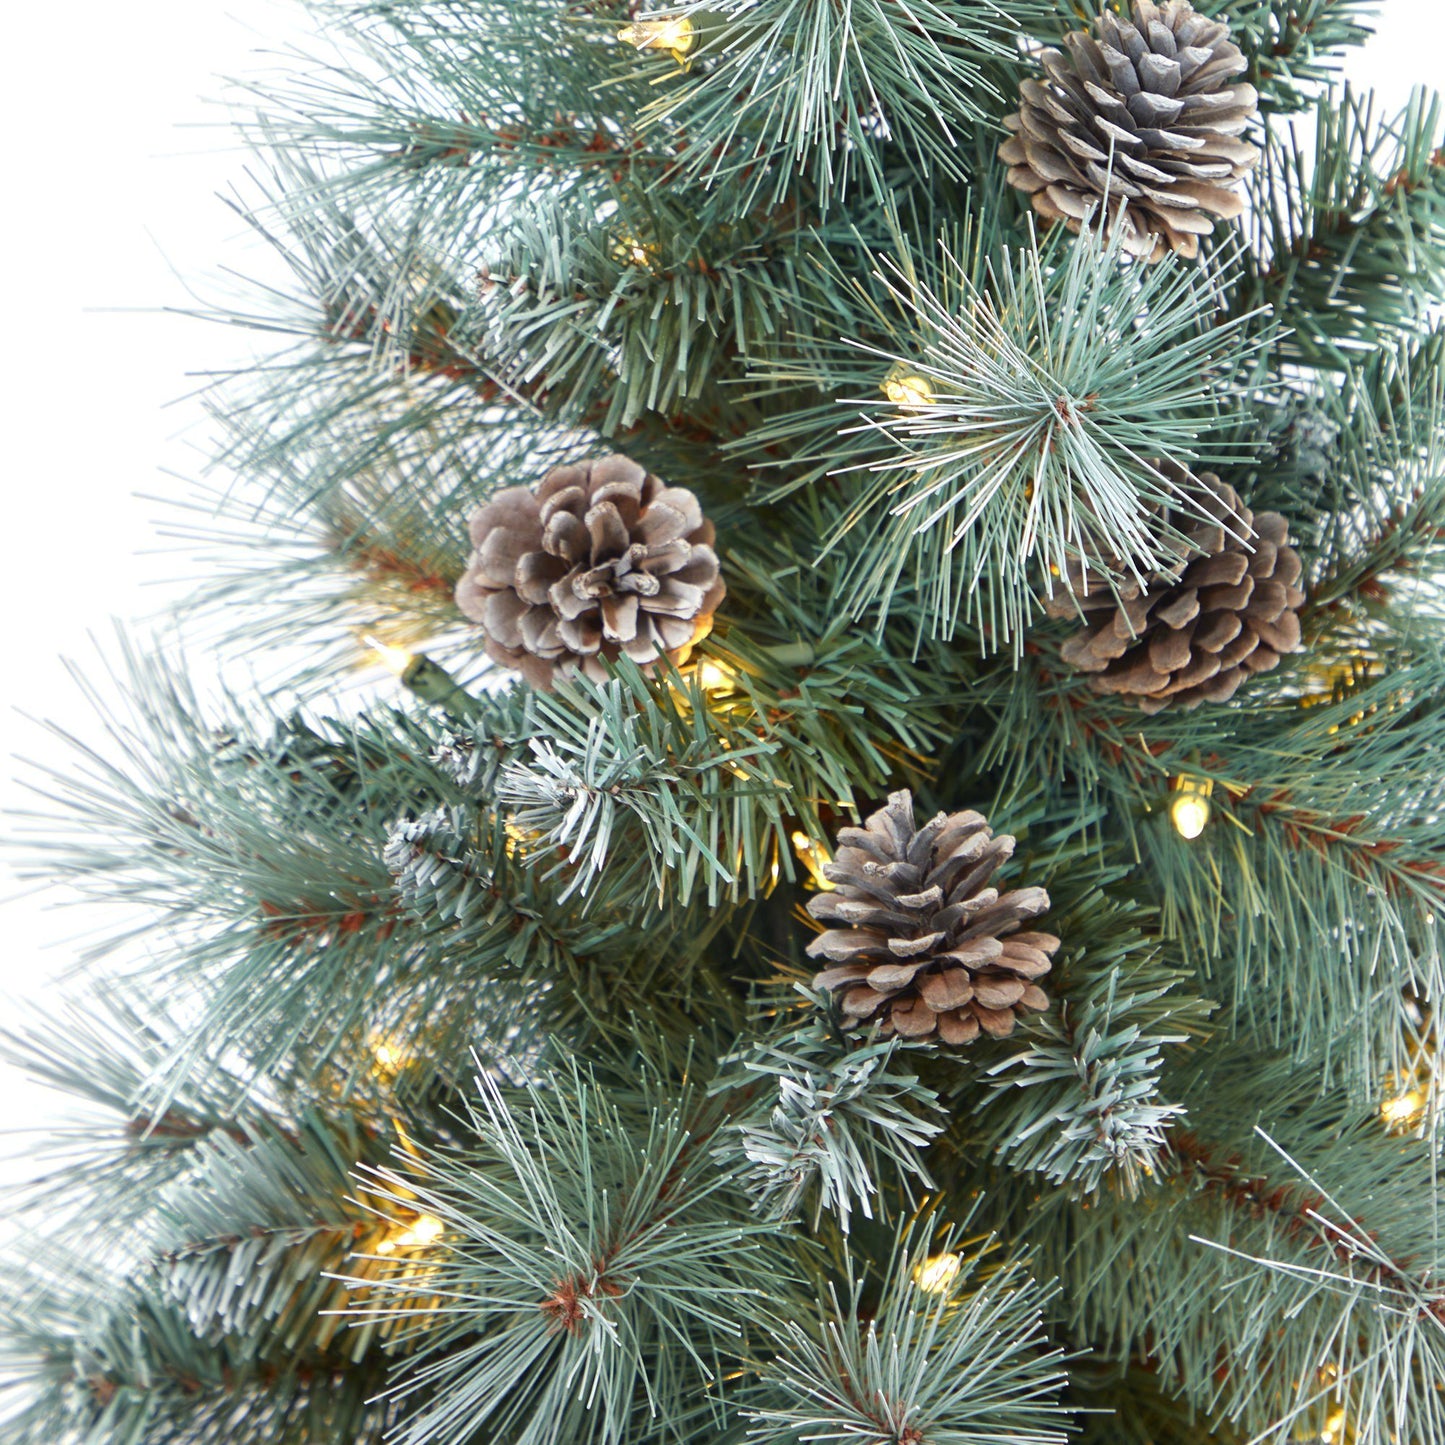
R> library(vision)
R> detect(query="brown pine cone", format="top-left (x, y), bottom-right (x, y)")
top-left (807, 792), bottom-right (1056, 1047)
top-left (455, 454), bottom-right (725, 689)
top-left (1048, 467), bottom-right (1305, 712)
top-left (999, 0), bottom-right (1259, 262)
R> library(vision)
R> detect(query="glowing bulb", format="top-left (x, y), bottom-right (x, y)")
top-left (694, 658), bottom-right (736, 694)
top-left (617, 14), bottom-right (698, 65)
top-left (791, 830), bottom-right (836, 891)
top-left (913, 1252), bottom-right (961, 1294)
top-left (881, 361), bottom-right (935, 410)
top-left (371, 1035), bottom-right (407, 1082)
top-left (363, 634), bottom-right (416, 678)
top-left (1381, 1089), bottom-right (1426, 1129)
top-left (376, 1214), bottom-right (445, 1255)
top-left (503, 819), bottom-right (530, 859)
top-left (1171, 793), bottom-right (1210, 840)
top-left (1169, 776), bottom-right (1214, 841)
top-left (609, 226), bottom-right (663, 270)
top-left (611, 230), bottom-right (657, 267)
top-left (1320, 1406), bottom-right (1346, 1443)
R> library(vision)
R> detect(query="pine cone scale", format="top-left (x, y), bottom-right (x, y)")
top-left (516, 553), bottom-right (566, 602)
top-left (973, 977), bottom-right (1027, 1010)
top-left (808, 792), bottom-right (1057, 1048)
top-left (1253, 612), bottom-right (1302, 655)
top-left (520, 608), bottom-right (561, 656)
top-left (975, 1006), bottom-right (1018, 1039)
top-left (477, 523), bottom-right (534, 588)
top-left (937, 938), bottom-right (1004, 969)
top-left (887, 930), bottom-right (948, 958)
top-left (936, 891), bottom-right (1003, 933)
top-left (1195, 612), bottom-right (1242, 651)
top-left (1150, 625), bottom-right (1194, 673)
top-left (938, 1012), bottom-right (980, 1045)
top-left (862, 965), bottom-right (920, 993)
top-left (842, 987), bottom-right (891, 1018)
top-left (1189, 552), bottom-right (1249, 588)
top-left (1154, 591), bottom-right (1199, 628)
top-left (806, 933), bottom-right (880, 966)
top-left (889, 998), bottom-right (938, 1038)
top-left (919, 970), bottom-right (975, 1010)
top-left (1000, 941), bottom-right (1054, 978)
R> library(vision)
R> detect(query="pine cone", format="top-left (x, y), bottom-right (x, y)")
top-left (456, 454), bottom-right (725, 689)
top-left (1000, 0), bottom-right (1259, 262)
top-left (1048, 467), bottom-right (1305, 712)
top-left (807, 792), bottom-right (1056, 1047)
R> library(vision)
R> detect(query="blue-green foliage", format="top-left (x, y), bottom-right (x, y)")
top-left (7, 0), bottom-right (1445, 1443)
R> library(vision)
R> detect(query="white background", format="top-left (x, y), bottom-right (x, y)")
top-left (0, 2), bottom-right (1443, 1137)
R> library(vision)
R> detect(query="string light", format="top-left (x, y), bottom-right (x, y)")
top-left (503, 819), bottom-right (532, 859)
top-left (693, 658), bottom-right (737, 695)
top-left (1299, 651), bottom-right (1381, 707)
top-left (1297, 650), bottom-right (1390, 735)
top-left (881, 360), bottom-right (936, 410)
top-left (361, 634), bottom-right (480, 718)
top-left (1380, 1091), bottom-right (1424, 1127)
top-left (617, 14), bottom-right (698, 66)
top-left (791, 830), bottom-right (836, 891)
top-left (1380, 1085), bottom-right (1427, 1131)
top-left (913, 1252), bottom-right (962, 1293)
top-left (364, 634), bottom-right (417, 678)
top-left (1169, 775), bottom-right (1214, 841)
top-left (370, 1034), bottom-right (408, 1083)
top-left (376, 1213), bottom-right (445, 1255)
top-left (1319, 1405), bottom-right (1347, 1444)
top-left (611, 230), bottom-right (658, 267)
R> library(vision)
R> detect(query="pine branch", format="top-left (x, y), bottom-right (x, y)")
top-left (747, 1217), bottom-right (1072, 1445)
top-left (1239, 85), bottom-right (1445, 370)
top-left (982, 1056), bottom-right (1445, 1445)
top-left (0, 1252), bottom-right (394, 1445)
top-left (0, 994), bottom-right (281, 1235)
top-left (1201, 0), bottom-right (1375, 111)
top-left (619, 0), bottom-right (1036, 210)
top-left (741, 216), bottom-right (1263, 651)
top-left (711, 999), bottom-right (945, 1229)
top-left (340, 1057), bottom-right (794, 1445)
top-left (13, 646), bottom-right (561, 1099)
top-left (462, 188), bottom-right (805, 433)
top-left (975, 947), bottom-right (1203, 1198)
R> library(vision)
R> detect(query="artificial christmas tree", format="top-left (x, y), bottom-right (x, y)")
top-left (3, 1), bottom-right (1444, 1444)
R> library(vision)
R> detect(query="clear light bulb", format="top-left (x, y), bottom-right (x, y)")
top-left (694, 658), bottom-right (735, 693)
top-left (371, 1036), bottom-right (406, 1081)
top-left (1169, 776), bottom-right (1213, 840)
top-left (913, 1252), bottom-right (961, 1293)
top-left (1170, 791), bottom-right (1211, 840)
top-left (881, 361), bottom-right (935, 410)
top-left (791, 830), bottom-right (835, 891)
top-left (377, 1213), bottom-right (445, 1255)
top-left (617, 15), bottom-right (697, 64)
top-left (363, 634), bottom-right (416, 678)
top-left (1380, 1089), bottom-right (1425, 1129)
